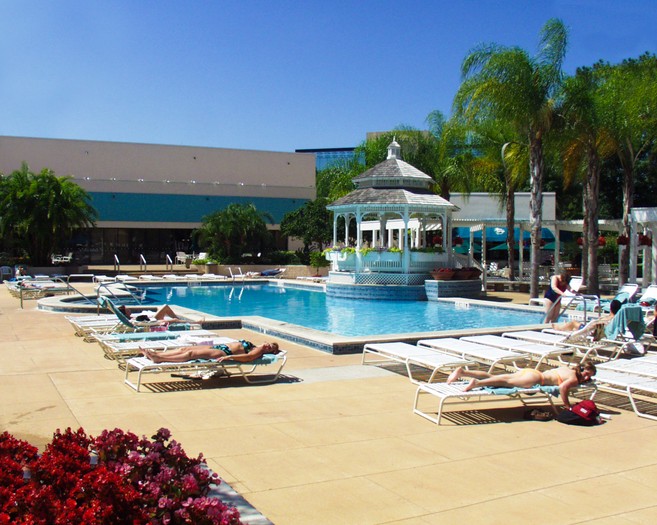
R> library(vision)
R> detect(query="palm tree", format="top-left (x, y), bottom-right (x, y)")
top-left (595, 54), bottom-right (657, 283)
top-left (0, 163), bottom-right (97, 265)
top-left (465, 119), bottom-right (529, 280)
top-left (195, 203), bottom-right (273, 263)
top-left (454, 18), bottom-right (568, 298)
top-left (558, 68), bottom-right (615, 295)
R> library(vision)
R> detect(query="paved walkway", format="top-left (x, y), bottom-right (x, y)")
top-left (1, 285), bottom-right (656, 524)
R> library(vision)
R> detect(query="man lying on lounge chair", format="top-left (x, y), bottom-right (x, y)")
top-left (141, 340), bottom-right (280, 363)
top-left (447, 359), bottom-right (597, 410)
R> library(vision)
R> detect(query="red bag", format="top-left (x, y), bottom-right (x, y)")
top-left (557, 400), bottom-right (601, 426)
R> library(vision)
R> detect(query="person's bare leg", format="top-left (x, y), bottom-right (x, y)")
top-left (544, 300), bottom-right (555, 323)
top-left (155, 305), bottom-right (180, 321)
top-left (447, 367), bottom-right (492, 384)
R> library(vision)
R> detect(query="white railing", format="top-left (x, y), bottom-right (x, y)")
top-left (325, 250), bottom-right (448, 273)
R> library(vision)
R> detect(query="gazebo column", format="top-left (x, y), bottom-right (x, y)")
top-left (355, 209), bottom-right (363, 274)
top-left (629, 219), bottom-right (638, 283)
top-left (379, 217), bottom-right (387, 249)
top-left (402, 211), bottom-right (410, 273)
top-left (554, 226), bottom-right (561, 273)
top-left (332, 214), bottom-right (338, 247)
top-left (481, 226), bottom-right (487, 291)
top-left (644, 228), bottom-right (653, 285)
top-left (468, 228), bottom-right (475, 266)
top-left (518, 224), bottom-right (525, 280)
top-left (344, 215), bottom-right (351, 247)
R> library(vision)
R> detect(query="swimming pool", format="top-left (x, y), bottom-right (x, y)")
top-left (141, 283), bottom-right (544, 337)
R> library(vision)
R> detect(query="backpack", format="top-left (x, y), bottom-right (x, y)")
top-left (556, 400), bottom-right (601, 426)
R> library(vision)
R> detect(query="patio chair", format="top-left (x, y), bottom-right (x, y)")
top-left (0, 266), bottom-right (13, 281)
top-left (229, 267), bottom-right (245, 280)
top-left (99, 335), bottom-right (232, 362)
top-left (413, 381), bottom-right (560, 425)
top-left (417, 337), bottom-right (529, 372)
top-left (362, 342), bottom-right (474, 384)
top-left (175, 252), bottom-right (189, 265)
top-left (124, 349), bottom-right (288, 392)
top-left (502, 327), bottom-right (603, 362)
top-left (600, 303), bottom-right (651, 359)
top-left (592, 368), bottom-right (657, 421)
top-left (461, 335), bottom-right (574, 367)
top-left (637, 284), bottom-right (657, 313)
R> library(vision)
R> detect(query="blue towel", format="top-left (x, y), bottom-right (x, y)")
top-left (482, 385), bottom-right (560, 397)
top-left (604, 304), bottom-right (645, 340)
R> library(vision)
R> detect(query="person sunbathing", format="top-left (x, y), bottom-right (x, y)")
top-left (550, 299), bottom-right (622, 334)
top-left (118, 304), bottom-right (187, 324)
top-left (141, 340), bottom-right (280, 363)
top-left (447, 359), bottom-right (597, 410)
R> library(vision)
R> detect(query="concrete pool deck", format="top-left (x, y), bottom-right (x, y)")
top-left (2, 284), bottom-right (657, 523)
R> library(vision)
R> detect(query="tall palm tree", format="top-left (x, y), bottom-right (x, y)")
top-left (558, 68), bottom-right (615, 295)
top-left (454, 18), bottom-right (568, 298)
top-left (595, 54), bottom-right (657, 283)
top-left (0, 163), bottom-right (97, 264)
top-left (465, 119), bottom-right (529, 280)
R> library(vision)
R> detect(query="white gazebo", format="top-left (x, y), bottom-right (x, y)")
top-left (325, 140), bottom-right (459, 288)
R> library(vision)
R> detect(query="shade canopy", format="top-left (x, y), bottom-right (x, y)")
top-left (453, 227), bottom-right (555, 242)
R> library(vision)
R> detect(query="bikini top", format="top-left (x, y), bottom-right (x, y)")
top-left (239, 340), bottom-right (255, 352)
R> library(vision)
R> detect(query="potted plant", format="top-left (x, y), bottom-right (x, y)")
top-left (431, 268), bottom-right (455, 280)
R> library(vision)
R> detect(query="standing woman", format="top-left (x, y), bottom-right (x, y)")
top-left (543, 272), bottom-right (571, 323)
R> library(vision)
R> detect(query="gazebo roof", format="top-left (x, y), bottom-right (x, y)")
top-left (327, 140), bottom-right (458, 211)
top-left (352, 157), bottom-right (434, 186)
top-left (327, 187), bottom-right (456, 209)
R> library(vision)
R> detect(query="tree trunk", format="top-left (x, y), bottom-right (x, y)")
top-left (619, 161), bottom-right (634, 285)
top-left (528, 135), bottom-right (544, 298)
top-left (581, 182), bottom-right (589, 288)
top-left (585, 146), bottom-right (600, 295)
top-left (505, 183), bottom-right (516, 281)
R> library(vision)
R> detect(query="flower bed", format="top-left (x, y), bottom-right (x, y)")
top-left (0, 427), bottom-right (241, 524)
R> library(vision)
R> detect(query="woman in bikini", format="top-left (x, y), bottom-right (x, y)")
top-left (447, 359), bottom-right (597, 409)
top-left (141, 340), bottom-right (280, 364)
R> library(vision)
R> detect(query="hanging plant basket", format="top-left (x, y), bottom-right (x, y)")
top-left (617, 235), bottom-right (629, 246)
top-left (639, 234), bottom-right (653, 246)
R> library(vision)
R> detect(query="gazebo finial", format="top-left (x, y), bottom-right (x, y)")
top-left (387, 138), bottom-right (401, 160)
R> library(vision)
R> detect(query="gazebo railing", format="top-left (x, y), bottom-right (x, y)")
top-left (326, 250), bottom-right (448, 274)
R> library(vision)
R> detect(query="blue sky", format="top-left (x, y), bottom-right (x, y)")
top-left (1, 0), bottom-right (655, 153)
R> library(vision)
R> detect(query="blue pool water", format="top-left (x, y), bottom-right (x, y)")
top-left (141, 284), bottom-right (543, 337)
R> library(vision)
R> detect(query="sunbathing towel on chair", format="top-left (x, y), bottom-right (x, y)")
top-left (604, 304), bottom-right (645, 341)
top-left (482, 385), bottom-right (560, 396)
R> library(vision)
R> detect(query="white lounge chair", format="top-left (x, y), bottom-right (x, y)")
top-left (461, 335), bottom-right (574, 367)
top-left (417, 338), bottom-right (528, 372)
top-left (175, 252), bottom-right (189, 265)
top-left (99, 335), bottom-right (232, 362)
top-left (93, 275), bottom-right (116, 283)
top-left (362, 342), bottom-right (473, 384)
top-left (229, 267), bottom-right (245, 280)
top-left (51, 252), bottom-right (73, 264)
top-left (413, 381), bottom-right (559, 425)
top-left (593, 369), bottom-right (657, 421)
top-left (124, 350), bottom-right (288, 392)
top-left (638, 284), bottom-right (657, 313)
top-left (599, 304), bottom-right (652, 359)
